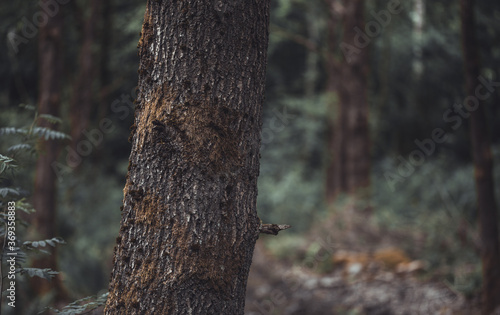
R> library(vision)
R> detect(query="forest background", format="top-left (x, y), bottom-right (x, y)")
top-left (1, 0), bottom-right (500, 314)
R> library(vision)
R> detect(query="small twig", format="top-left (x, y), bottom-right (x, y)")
top-left (259, 224), bottom-right (291, 236)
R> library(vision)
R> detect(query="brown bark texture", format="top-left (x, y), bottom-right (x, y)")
top-left (460, 0), bottom-right (500, 313)
top-left (32, 0), bottom-right (66, 298)
top-left (105, 1), bottom-right (270, 314)
top-left (326, 0), bottom-right (370, 203)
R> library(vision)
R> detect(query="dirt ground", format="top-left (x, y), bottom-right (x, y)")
top-left (244, 204), bottom-right (500, 315)
top-left (245, 242), bottom-right (487, 315)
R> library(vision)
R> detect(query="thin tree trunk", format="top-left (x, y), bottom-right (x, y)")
top-left (460, 0), bottom-right (500, 313)
top-left (105, 1), bottom-right (270, 314)
top-left (97, 0), bottom-right (112, 121)
top-left (325, 0), bottom-right (342, 204)
top-left (326, 0), bottom-right (370, 203)
top-left (70, 0), bottom-right (100, 149)
top-left (304, 6), bottom-right (320, 97)
top-left (32, 0), bottom-right (67, 300)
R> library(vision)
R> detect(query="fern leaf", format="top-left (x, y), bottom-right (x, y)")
top-left (0, 187), bottom-right (20, 198)
top-left (7, 143), bottom-right (32, 152)
top-left (19, 104), bottom-right (36, 111)
top-left (21, 268), bottom-right (59, 280)
top-left (11, 199), bottom-right (35, 214)
top-left (32, 127), bottom-right (71, 140)
top-left (38, 114), bottom-right (63, 125)
top-left (49, 292), bottom-right (109, 314)
top-left (23, 237), bottom-right (66, 249)
top-left (0, 127), bottom-right (27, 136)
top-left (0, 154), bottom-right (17, 174)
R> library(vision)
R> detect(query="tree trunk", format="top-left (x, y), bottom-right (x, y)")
top-left (105, 1), bottom-right (269, 314)
top-left (97, 0), bottom-right (113, 120)
top-left (32, 0), bottom-right (67, 300)
top-left (460, 0), bottom-right (500, 313)
top-left (326, 0), bottom-right (370, 203)
top-left (70, 0), bottom-right (100, 149)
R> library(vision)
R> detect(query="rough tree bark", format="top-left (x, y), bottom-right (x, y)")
top-left (460, 0), bottom-right (500, 313)
top-left (105, 1), bottom-right (270, 314)
top-left (325, 0), bottom-right (370, 203)
top-left (32, 0), bottom-right (67, 300)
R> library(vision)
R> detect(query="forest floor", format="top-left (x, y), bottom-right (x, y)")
top-left (245, 243), bottom-right (473, 315)
top-left (244, 206), bottom-right (497, 315)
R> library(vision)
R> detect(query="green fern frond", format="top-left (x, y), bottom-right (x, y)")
top-left (7, 143), bottom-right (32, 153)
top-left (49, 292), bottom-right (109, 314)
top-left (19, 104), bottom-right (36, 111)
top-left (0, 127), bottom-right (27, 136)
top-left (0, 154), bottom-right (17, 173)
top-left (32, 127), bottom-right (71, 140)
top-left (20, 268), bottom-right (59, 280)
top-left (24, 237), bottom-right (66, 249)
top-left (38, 114), bottom-right (63, 125)
top-left (13, 199), bottom-right (35, 214)
top-left (0, 187), bottom-right (20, 198)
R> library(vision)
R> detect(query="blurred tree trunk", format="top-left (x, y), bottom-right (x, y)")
top-left (460, 0), bottom-right (500, 313)
top-left (104, 1), bottom-right (269, 314)
top-left (70, 0), bottom-right (100, 152)
top-left (32, 0), bottom-right (67, 300)
top-left (326, 0), bottom-right (370, 203)
top-left (304, 6), bottom-right (321, 97)
top-left (97, 0), bottom-right (112, 120)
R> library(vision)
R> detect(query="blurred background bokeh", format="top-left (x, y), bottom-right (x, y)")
top-left (1, 0), bottom-right (500, 314)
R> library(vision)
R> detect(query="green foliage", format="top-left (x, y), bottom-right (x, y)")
top-left (7, 143), bottom-right (32, 153)
top-left (265, 234), bottom-right (307, 260)
top-left (49, 292), bottom-right (108, 315)
top-left (49, 292), bottom-right (109, 315)
top-left (10, 198), bottom-right (35, 215)
top-left (0, 107), bottom-right (68, 311)
top-left (0, 105), bottom-right (70, 162)
top-left (0, 153), bottom-right (17, 167)
top-left (0, 112), bottom-right (70, 142)
top-left (21, 268), bottom-right (59, 280)
top-left (258, 95), bottom-right (328, 232)
top-left (38, 114), bottom-right (63, 125)
top-left (24, 237), bottom-right (66, 255)
top-left (0, 187), bottom-right (20, 198)
top-left (2, 0), bottom-right (500, 309)
top-left (30, 127), bottom-right (71, 141)
top-left (370, 151), bottom-right (500, 294)
top-left (58, 166), bottom-right (122, 296)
